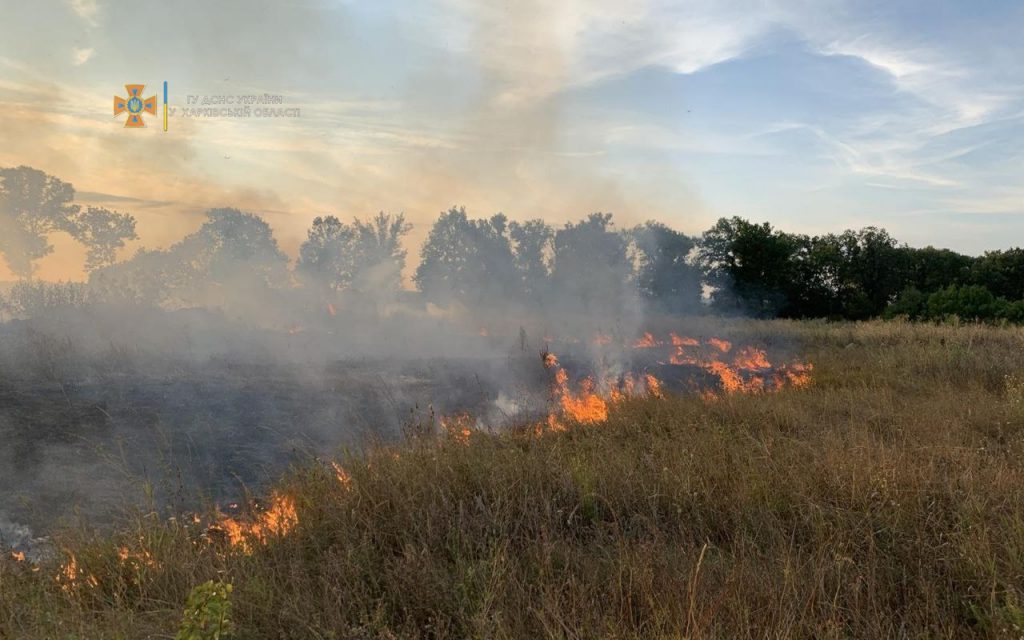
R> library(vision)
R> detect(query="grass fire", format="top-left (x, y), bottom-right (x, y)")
top-left (3, 1), bottom-right (1024, 636)
top-left (5, 318), bottom-right (1024, 638)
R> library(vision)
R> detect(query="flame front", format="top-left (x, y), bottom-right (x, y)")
top-left (331, 461), bottom-right (352, 487)
top-left (542, 347), bottom-right (663, 429)
top-left (440, 412), bottom-right (474, 444)
top-left (211, 491), bottom-right (298, 553)
top-left (540, 331), bottom-right (812, 429)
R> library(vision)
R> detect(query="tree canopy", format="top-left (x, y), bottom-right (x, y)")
top-left (9, 165), bottom-right (1024, 325)
top-left (0, 166), bottom-right (137, 277)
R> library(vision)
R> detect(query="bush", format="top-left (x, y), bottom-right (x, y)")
top-left (925, 284), bottom-right (1006, 321)
top-left (175, 581), bottom-right (234, 640)
top-left (1, 281), bottom-right (92, 317)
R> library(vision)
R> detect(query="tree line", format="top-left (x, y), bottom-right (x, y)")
top-left (2, 165), bottom-right (1022, 323)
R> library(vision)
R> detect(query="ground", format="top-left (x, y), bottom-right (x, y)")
top-left (3, 319), bottom-right (1024, 639)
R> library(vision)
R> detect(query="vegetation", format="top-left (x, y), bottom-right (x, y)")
top-left (4, 320), bottom-right (1024, 638)
top-left (7, 165), bottom-right (1024, 324)
top-left (0, 166), bottom-right (136, 277)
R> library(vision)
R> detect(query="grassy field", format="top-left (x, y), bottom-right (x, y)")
top-left (4, 319), bottom-right (1024, 638)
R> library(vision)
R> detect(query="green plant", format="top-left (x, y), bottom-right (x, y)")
top-left (175, 580), bottom-right (234, 640)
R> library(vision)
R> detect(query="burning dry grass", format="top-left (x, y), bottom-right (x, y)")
top-left (5, 319), bottom-right (1024, 638)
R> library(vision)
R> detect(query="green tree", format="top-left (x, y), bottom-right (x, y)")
top-left (884, 286), bottom-right (928, 320)
top-left (297, 215), bottom-right (355, 291)
top-left (971, 248), bottom-right (1024, 301)
top-left (833, 227), bottom-right (907, 319)
top-left (551, 213), bottom-right (632, 313)
top-left (926, 284), bottom-right (1006, 321)
top-left (698, 216), bottom-right (798, 317)
top-left (298, 212), bottom-right (411, 293)
top-left (630, 220), bottom-right (701, 312)
top-left (904, 246), bottom-right (973, 293)
top-left (508, 219), bottom-right (553, 300)
top-left (414, 207), bottom-right (520, 303)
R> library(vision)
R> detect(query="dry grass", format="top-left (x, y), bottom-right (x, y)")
top-left (4, 319), bottom-right (1024, 638)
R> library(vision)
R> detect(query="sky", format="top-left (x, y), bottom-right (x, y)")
top-left (1, 0), bottom-right (1022, 281)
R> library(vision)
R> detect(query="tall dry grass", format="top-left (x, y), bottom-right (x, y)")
top-left (3, 319), bottom-right (1024, 638)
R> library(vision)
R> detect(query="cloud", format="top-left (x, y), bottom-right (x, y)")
top-left (440, 0), bottom-right (778, 109)
top-left (3, 0), bottom-right (1024, 276)
top-left (68, 0), bottom-right (99, 25)
top-left (72, 47), bottom-right (94, 66)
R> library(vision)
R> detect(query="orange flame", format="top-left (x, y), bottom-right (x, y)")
top-left (538, 332), bottom-right (812, 431)
top-left (733, 346), bottom-right (770, 370)
top-left (212, 492), bottom-right (298, 553)
top-left (57, 553), bottom-right (99, 591)
top-left (707, 337), bottom-right (732, 353)
top-left (633, 332), bottom-right (662, 348)
top-left (116, 545), bottom-right (158, 569)
top-left (644, 374), bottom-right (663, 399)
top-left (670, 333), bottom-right (700, 347)
top-left (331, 461), bottom-right (352, 487)
top-left (440, 412), bottom-right (474, 444)
top-left (543, 351), bottom-right (666, 430)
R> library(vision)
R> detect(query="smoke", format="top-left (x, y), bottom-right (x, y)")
top-left (0, 192), bottom-right (715, 541)
top-left (0, 0), bottom-right (734, 545)
top-left (0, 0), bottom-right (709, 283)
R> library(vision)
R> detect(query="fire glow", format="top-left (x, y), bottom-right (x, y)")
top-left (210, 492), bottom-right (298, 553)
top-left (541, 331), bottom-right (812, 428)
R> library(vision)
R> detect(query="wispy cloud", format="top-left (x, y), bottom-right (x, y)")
top-left (68, 0), bottom-right (99, 25)
top-left (72, 47), bottom-right (94, 66)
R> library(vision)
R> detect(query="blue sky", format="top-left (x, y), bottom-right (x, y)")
top-left (1, 0), bottom-right (1022, 279)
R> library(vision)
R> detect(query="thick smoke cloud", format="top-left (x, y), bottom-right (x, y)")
top-left (0, 167), bottom-right (708, 552)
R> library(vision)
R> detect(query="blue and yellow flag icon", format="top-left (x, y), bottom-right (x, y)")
top-left (114, 84), bottom-right (157, 128)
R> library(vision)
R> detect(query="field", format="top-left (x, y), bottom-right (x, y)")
top-left (3, 319), bottom-right (1024, 638)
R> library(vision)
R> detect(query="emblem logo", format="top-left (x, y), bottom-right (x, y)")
top-left (114, 84), bottom-right (157, 128)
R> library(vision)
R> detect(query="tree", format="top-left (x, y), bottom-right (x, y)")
top-left (414, 207), bottom-right (520, 303)
top-left (971, 248), bottom-right (1024, 301)
top-left (297, 215), bottom-right (355, 292)
top-left (508, 219), bottom-right (553, 299)
top-left (783, 233), bottom-right (845, 318)
top-left (350, 212), bottom-right (412, 293)
top-left (89, 247), bottom-right (178, 307)
top-left (926, 284), bottom-right (1006, 321)
top-left (75, 206), bottom-right (138, 272)
top-left (0, 166), bottom-right (80, 277)
top-left (551, 213), bottom-right (632, 313)
top-left (175, 207), bottom-right (289, 290)
top-left (884, 286), bottom-right (928, 320)
top-left (92, 208), bottom-right (289, 309)
top-left (698, 217), bottom-right (798, 317)
top-left (904, 246), bottom-right (973, 293)
top-left (630, 221), bottom-right (701, 312)
top-left (834, 227), bottom-right (907, 318)
top-left (298, 212), bottom-right (412, 294)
